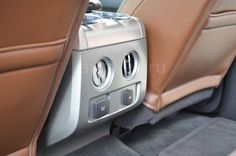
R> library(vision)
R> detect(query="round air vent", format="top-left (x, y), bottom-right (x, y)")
top-left (122, 51), bottom-right (139, 79)
top-left (92, 58), bottom-right (113, 89)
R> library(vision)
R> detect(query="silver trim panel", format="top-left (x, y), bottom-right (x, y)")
top-left (43, 12), bottom-right (147, 147)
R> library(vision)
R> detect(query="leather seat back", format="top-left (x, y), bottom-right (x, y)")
top-left (119, 0), bottom-right (236, 111)
top-left (0, 0), bottom-right (88, 155)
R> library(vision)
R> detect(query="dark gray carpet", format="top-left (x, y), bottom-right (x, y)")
top-left (66, 135), bottom-right (140, 156)
top-left (121, 111), bottom-right (211, 156)
top-left (115, 89), bottom-right (213, 130)
top-left (160, 118), bottom-right (236, 156)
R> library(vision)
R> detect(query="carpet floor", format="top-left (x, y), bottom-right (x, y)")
top-left (120, 111), bottom-right (211, 156)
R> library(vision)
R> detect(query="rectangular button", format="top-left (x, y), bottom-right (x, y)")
top-left (93, 98), bottom-right (110, 118)
top-left (121, 89), bottom-right (133, 105)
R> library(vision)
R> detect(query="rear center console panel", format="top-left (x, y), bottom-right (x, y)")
top-left (43, 11), bottom-right (147, 147)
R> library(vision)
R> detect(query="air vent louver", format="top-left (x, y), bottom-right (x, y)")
top-left (122, 52), bottom-right (137, 79)
top-left (93, 60), bottom-right (108, 87)
top-left (92, 58), bottom-right (113, 89)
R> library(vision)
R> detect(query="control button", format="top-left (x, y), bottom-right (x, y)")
top-left (93, 98), bottom-right (110, 118)
top-left (121, 89), bottom-right (133, 105)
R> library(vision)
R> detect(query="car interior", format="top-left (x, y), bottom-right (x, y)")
top-left (1, 0), bottom-right (236, 156)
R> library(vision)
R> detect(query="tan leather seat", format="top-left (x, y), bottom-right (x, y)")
top-left (118, 0), bottom-right (236, 111)
top-left (0, 0), bottom-right (88, 155)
